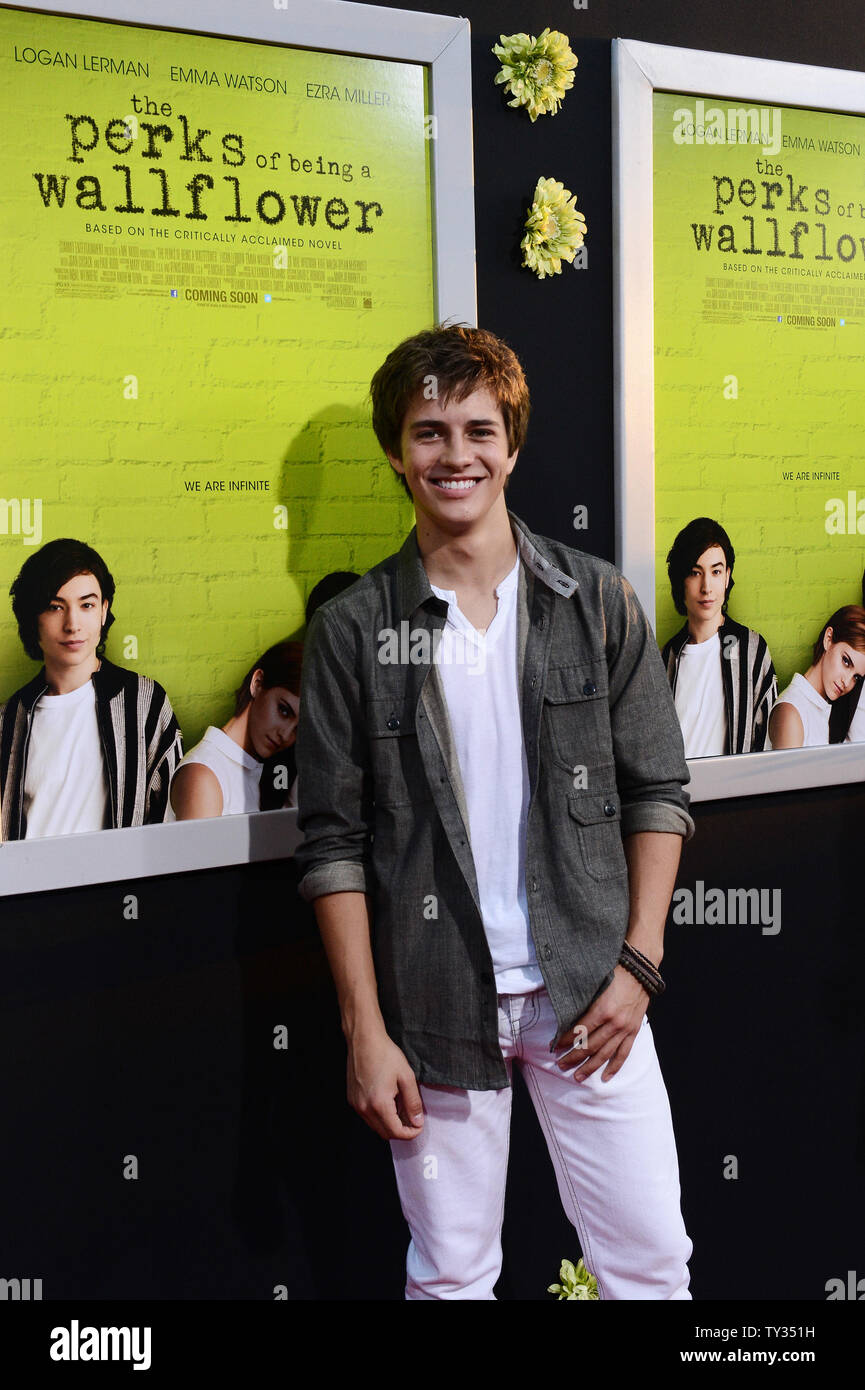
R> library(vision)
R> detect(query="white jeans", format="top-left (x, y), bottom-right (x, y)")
top-left (390, 989), bottom-right (692, 1300)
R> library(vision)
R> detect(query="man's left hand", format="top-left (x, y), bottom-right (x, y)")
top-left (553, 966), bottom-right (648, 1083)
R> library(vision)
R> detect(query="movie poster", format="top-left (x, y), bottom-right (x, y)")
top-left (653, 91), bottom-right (865, 744)
top-left (0, 4), bottom-right (434, 835)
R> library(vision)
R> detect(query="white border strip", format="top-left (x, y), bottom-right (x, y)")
top-left (0, 807), bottom-right (302, 897)
top-left (612, 38), bottom-right (657, 625)
top-left (613, 37), bottom-right (865, 801)
top-left (12, 0), bottom-right (465, 62)
top-left (687, 742), bottom-right (865, 802)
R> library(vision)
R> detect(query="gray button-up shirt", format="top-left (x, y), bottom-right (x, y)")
top-left (294, 510), bottom-right (693, 1090)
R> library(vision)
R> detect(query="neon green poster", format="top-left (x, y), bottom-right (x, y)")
top-left (0, 5), bottom-right (432, 744)
top-left (653, 92), bottom-right (865, 686)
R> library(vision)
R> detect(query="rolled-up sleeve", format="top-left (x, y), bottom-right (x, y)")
top-left (602, 570), bottom-right (695, 842)
top-left (293, 607), bottom-right (376, 901)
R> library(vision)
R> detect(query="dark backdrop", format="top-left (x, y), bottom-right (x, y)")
top-left (2, 0), bottom-right (864, 1302)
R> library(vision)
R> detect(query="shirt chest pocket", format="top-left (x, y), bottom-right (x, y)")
top-left (568, 793), bottom-right (628, 881)
top-left (367, 695), bottom-right (431, 808)
top-left (542, 659), bottom-right (613, 771)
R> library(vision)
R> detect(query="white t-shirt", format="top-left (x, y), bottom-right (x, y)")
top-left (23, 679), bottom-right (108, 838)
top-left (165, 726), bottom-right (261, 820)
top-left (768, 673), bottom-right (830, 748)
top-left (429, 554), bottom-right (543, 994)
top-left (674, 631), bottom-right (727, 758)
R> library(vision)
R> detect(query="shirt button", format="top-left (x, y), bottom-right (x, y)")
top-left (386, 715), bottom-right (400, 730)
top-left (530, 877), bottom-right (538, 892)
top-left (582, 680), bottom-right (596, 696)
top-left (603, 801), bottom-right (616, 817)
top-left (530, 677), bottom-right (537, 689)
top-left (537, 616), bottom-right (546, 630)
top-left (543, 946), bottom-right (553, 961)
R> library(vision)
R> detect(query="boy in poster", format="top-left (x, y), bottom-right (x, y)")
top-left (0, 539), bottom-right (182, 840)
top-left (661, 518), bottom-right (777, 757)
top-left (295, 325), bottom-right (693, 1300)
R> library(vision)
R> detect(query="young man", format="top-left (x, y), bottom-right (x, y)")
top-left (294, 325), bottom-right (694, 1300)
top-left (0, 538), bottom-right (182, 840)
top-left (661, 518), bottom-right (777, 756)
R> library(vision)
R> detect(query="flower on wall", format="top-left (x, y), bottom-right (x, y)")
top-left (521, 177), bottom-right (587, 279)
top-left (492, 29), bottom-right (578, 122)
top-left (548, 1257), bottom-right (599, 1300)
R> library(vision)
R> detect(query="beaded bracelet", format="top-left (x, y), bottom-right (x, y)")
top-left (618, 940), bottom-right (666, 997)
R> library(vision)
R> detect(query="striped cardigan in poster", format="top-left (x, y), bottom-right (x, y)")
top-left (661, 616), bottom-right (778, 755)
top-left (0, 658), bottom-right (183, 840)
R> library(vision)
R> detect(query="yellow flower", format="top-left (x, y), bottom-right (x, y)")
top-left (521, 177), bottom-right (587, 279)
top-left (492, 29), bottom-right (578, 122)
top-left (547, 1257), bottom-right (599, 1300)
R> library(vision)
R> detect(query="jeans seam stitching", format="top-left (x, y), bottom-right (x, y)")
top-left (520, 1064), bottom-right (606, 1300)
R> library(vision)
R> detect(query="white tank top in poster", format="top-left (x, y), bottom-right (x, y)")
top-left (769, 673), bottom-right (830, 748)
top-left (165, 725), bottom-right (261, 819)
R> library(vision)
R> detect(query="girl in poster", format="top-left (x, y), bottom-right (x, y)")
top-left (768, 607), bottom-right (865, 749)
top-left (168, 641), bottom-right (302, 820)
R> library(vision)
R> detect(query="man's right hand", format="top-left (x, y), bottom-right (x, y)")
top-left (347, 1028), bottom-right (424, 1141)
top-left (311, 891), bottom-right (423, 1140)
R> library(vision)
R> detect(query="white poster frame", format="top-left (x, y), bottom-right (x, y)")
top-left (0, 0), bottom-right (474, 896)
top-left (612, 38), bottom-right (865, 803)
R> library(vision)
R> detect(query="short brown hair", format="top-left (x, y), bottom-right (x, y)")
top-left (369, 324), bottom-right (530, 498)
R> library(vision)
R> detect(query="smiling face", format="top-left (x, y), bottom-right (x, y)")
top-left (682, 545), bottom-right (731, 634)
top-left (246, 676), bottom-right (300, 760)
top-left (36, 572), bottom-right (109, 682)
top-left (817, 629), bottom-right (865, 701)
top-left (385, 385), bottom-right (518, 533)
